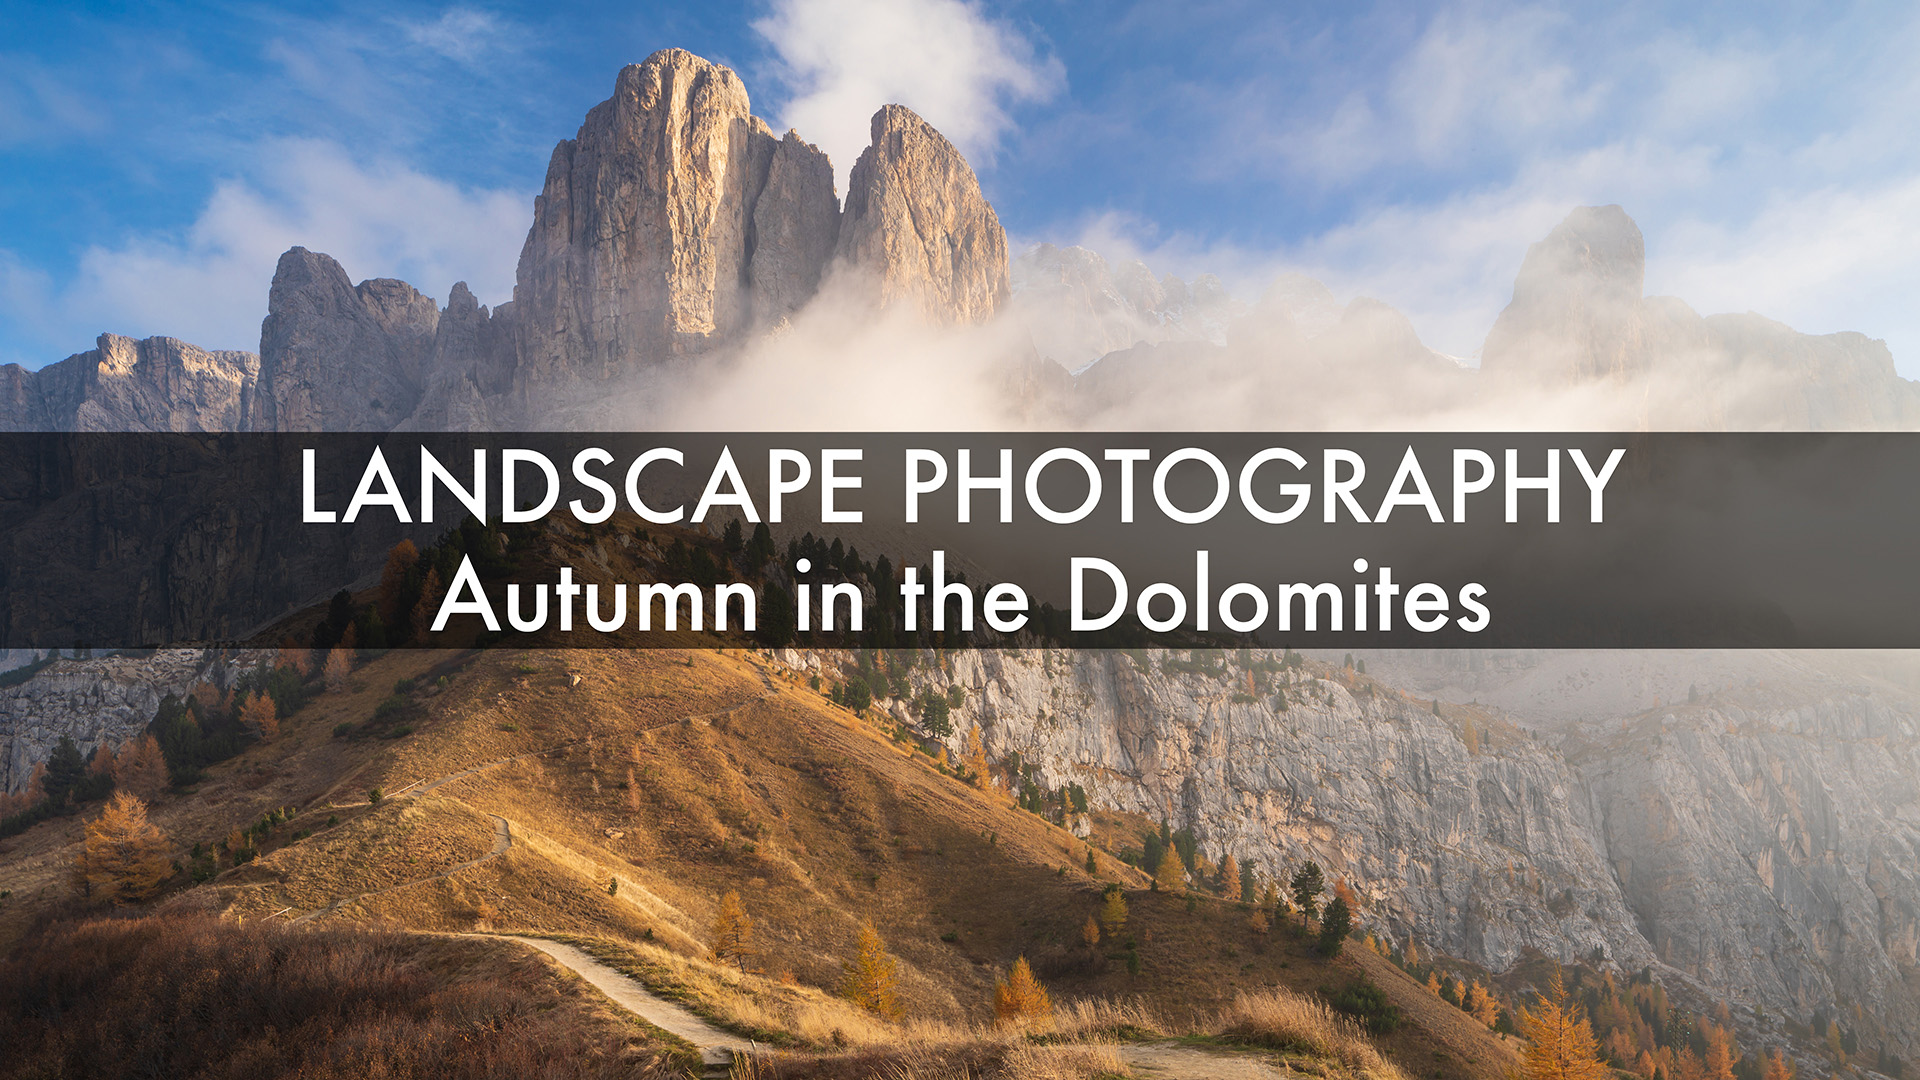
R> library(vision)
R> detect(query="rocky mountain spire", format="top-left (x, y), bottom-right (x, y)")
top-left (253, 247), bottom-right (439, 431)
top-left (834, 103), bottom-right (1009, 325)
top-left (1480, 204), bottom-right (1648, 384)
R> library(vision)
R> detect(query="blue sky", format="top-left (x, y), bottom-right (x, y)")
top-left (2, 0), bottom-right (1917, 371)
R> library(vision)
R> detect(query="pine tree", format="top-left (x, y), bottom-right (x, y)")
top-left (841, 921), bottom-right (902, 1018)
top-left (1290, 860), bottom-right (1325, 921)
top-left (709, 889), bottom-right (755, 967)
top-left (1085, 845), bottom-right (1098, 875)
top-left (378, 539), bottom-right (420, 626)
top-left (1318, 895), bottom-right (1352, 954)
top-left (113, 734), bottom-right (170, 800)
top-left (993, 956), bottom-right (1053, 1025)
top-left (43, 735), bottom-right (86, 806)
top-left (1261, 881), bottom-right (1280, 910)
top-left (1239, 859), bottom-right (1258, 903)
top-left (1219, 853), bottom-right (1240, 898)
top-left (1081, 915), bottom-right (1101, 949)
top-left (1520, 968), bottom-right (1612, 1080)
top-left (1099, 887), bottom-right (1128, 937)
top-left (79, 792), bottom-right (171, 901)
top-left (239, 691), bottom-right (278, 740)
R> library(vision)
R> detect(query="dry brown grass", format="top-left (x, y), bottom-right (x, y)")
top-left (1216, 987), bottom-right (1410, 1080)
top-left (0, 911), bottom-right (691, 1080)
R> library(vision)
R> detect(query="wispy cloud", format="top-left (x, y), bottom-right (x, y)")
top-left (751, 0), bottom-right (1063, 186)
top-left (0, 139), bottom-right (527, 360)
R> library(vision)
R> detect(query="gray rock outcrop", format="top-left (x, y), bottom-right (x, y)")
top-left (834, 104), bottom-right (1009, 325)
top-left (252, 247), bottom-right (440, 431)
top-left (0, 334), bottom-right (256, 432)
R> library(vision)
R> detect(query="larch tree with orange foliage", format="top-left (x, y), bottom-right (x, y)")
top-left (411, 567), bottom-right (444, 641)
top-left (1469, 980), bottom-right (1501, 1027)
top-left (1098, 887), bottom-right (1128, 937)
top-left (78, 792), bottom-right (172, 902)
top-left (1081, 915), bottom-right (1101, 949)
top-left (1762, 1048), bottom-right (1795, 1080)
top-left (961, 728), bottom-right (990, 789)
top-left (323, 646), bottom-right (353, 690)
top-left (1219, 853), bottom-right (1240, 897)
top-left (1154, 848), bottom-right (1187, 893)
top-left (239, 692), bottom-right (278, 740)
top-left (841, 921), bottom-right (902, 1018)
top-left (1703, 1024), bottom-right (1737, 1080)
top-left (113, 734), bottom-right (170, 800)
top-left (709, 889), bottom-right (755, 968)
top-left (1520, 968), bottom-right (1612, 1080)
top-left (993, 956), bottom-right (1053, 1026)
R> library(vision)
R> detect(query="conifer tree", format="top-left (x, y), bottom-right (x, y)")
top-left (962, 728), bottom-right (990, 789)
top-left (1704, 1025), bottom-right (1736, 1080)
top-left (324, 646), bottom-right (353, 690)
top-left (1318, 895), bottom-right (1352, 954)
top-left (1520, 968), bottom-right (1612, 1080)
top-left (43, 735), bottom-right (86, 806)
top-left (1249, 907), bottom-right (1271, 935)
top-left (1154, 848), bottom-right (1187, 893)
top-left (1099, 887), bottom-right (1128, 937)
top-left (1471, 980), bottom-right (1501, 1026)
top-left (78, 792), bottom-right (171, 901)
top-left (1219, 853), bottom-right (1240, 898)
top-left (412, 567), bottom-right (444, 641)
top-left (1081, 915), bottom-right (1101, 949)
top-left (710, 889), bottom-right (755, 967)
top-left (378, 539), bottom-right (420, 626)
top-left (239, 692), bottom-right (279, 740)
top-left (113, 735), bottom-right (170, 800)
top-left (1290, 860), bottom-right (1325, 921)
top-left (993, 956), bottom-right (1053, 1025)
top-left (1261, 881), bottom-right (1280, 910)
top-left (1085, 845), bottom-right (1098, 875)
top-left (841, 921), bottom-right (902, 1018)
top-left (1762, 1049), bottom-right (1795, 1080)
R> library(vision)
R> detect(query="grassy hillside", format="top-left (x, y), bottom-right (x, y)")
top-left (0, 525), bottom-right (1531, 1079)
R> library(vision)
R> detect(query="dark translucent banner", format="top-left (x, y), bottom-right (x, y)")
top-left (0, 433), bottom-right (1912, 651)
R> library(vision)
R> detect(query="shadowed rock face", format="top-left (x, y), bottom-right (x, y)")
top-left (253, 247), bottom-right (439, 432)
top-left (834, 104), bottom-right (1008, 325)
top-left (0, 335), bottom-right (256, 432)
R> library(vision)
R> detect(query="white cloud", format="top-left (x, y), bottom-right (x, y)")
top-left (399, 8), bottom-right (508, 64)
top-left (751, 0), bottom-right (1063, 187)
top-left (2, 139), bottom-right (527, 361)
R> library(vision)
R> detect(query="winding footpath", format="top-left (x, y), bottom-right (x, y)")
top-left (287, 662), bottom-right (1287, 1078)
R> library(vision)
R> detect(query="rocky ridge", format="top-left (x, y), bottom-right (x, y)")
top-left (809, 647), bottom-right (1920, 1056)
top-left (0, 334), bottom-right (256, 432)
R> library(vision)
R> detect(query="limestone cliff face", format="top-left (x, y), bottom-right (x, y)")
top-left (0, 651), bottom-right (221, 792)
top-left (750, 131), bottom-right (841, 326)
top-left (0, 335), bottom-right (256, 432)
top-left (834, 104), bottom-right (1008, 325)
top-left (253, 248), bottom-right (439, 431)
top-left (830, 646), bottom-right (1920, 1054)
top-left (512, 49), bottom-right (779, 391)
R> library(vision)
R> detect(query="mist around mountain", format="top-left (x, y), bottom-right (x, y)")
top-left (0, 44), bottom-right (1916, 1080)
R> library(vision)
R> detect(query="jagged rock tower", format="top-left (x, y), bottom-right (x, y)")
top-left (244, 48), bottom-right (1009, 430)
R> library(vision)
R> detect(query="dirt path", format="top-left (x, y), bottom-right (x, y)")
top-left (1115, 1041), bottom-right (1291, 1079)
top-left (499, 936), bottom-right (754, 1074)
